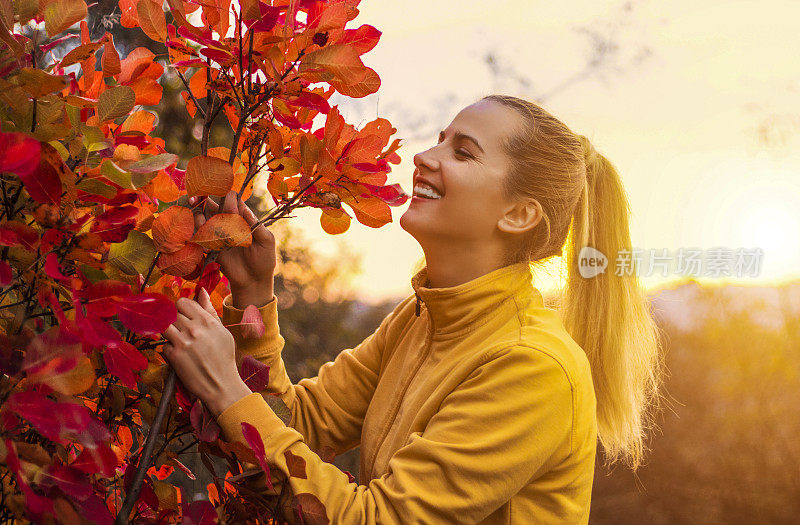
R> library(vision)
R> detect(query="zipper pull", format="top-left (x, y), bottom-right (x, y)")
top-left (415, 291), bottom-right (421, 317)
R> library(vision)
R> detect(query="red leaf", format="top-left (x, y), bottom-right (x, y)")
top-left (0, 260), bottom-right (12, 285)
top-left (104, 341), bottom-right (148, 388)
top-left (72, 443), bottom-right (118, 477)
top-left (239, 356), bottom-right (269, 392)
top-left (0, 131), bottom-right (41, 176)
top-left (116, 293), bottom-right (177, 335)
top-left (20, 142), bottom-right (66, 204)
top-left (339, 25), bottom-right (382, 55)
top-left (361, 182), bottom-right (409, 206)
top-left (240, 422), bottom-right (273, 490)
top-left (182, 498), bottom-right (218, 525)
top-left (293, 493), bottom-right (329, 525)
top-left (0, 220), bottom-right (39, 250)
top-left (44, 252), bottom-right (70, 280)
top-left (190, 400), bottom-right (220, 442)
top-left (241, 304), bottom-right (265, 339)
top-left (75, 493), bottom-right (114, 525)
top-left (39, 463), bottom-right (93, 501)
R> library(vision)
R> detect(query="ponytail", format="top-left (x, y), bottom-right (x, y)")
top-left (561, 136), bottom-right (664, 469)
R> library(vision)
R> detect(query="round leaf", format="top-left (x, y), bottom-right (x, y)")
top-left (152, 206), bottom-right (194, 253)
top-left (191, 213), bottom-right (252, 250)
top-left (185, 155), bottom-right (234, 197)
top-left (97, 86), bottom-right (136, 122)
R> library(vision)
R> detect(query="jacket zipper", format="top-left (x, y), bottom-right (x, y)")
top-left (368, 302), bottom-right (434, 478)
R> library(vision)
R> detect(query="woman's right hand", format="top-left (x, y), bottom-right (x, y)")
top-left (191, 191), bottom-right (276, 309)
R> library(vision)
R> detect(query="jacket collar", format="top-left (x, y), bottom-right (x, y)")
top-left (411, 262), bottom-right (539, 333)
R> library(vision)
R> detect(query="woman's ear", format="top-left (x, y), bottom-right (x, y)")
top-left (497, 199), bottom-right (543, 234)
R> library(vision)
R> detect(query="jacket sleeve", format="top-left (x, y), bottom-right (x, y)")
top-left (222, 294), bottom-right (410, 456)
top-left (215, 344), bottom-right (576, 524)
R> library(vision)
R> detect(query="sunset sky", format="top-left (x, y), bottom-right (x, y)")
top-left (272, 0), bottom-right (800, 303)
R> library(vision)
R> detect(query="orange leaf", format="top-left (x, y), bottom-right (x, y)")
top-left (128, 77), bottom-right (163, 106)
top-left (157, 243), bottom-right (204, 276)
top-left (188, 69), bottom-right (208, 99)
top-left (347, 197), bottom-right (391, 228)
top-left (121, 110), bottom-right (157, 134)
top-left (180, 91), bottom-right (197, 118)
top-left (148, 170), bottom-right (181, 202)
top-left (60, 41), bottom-right (103, 68)
top-left (185, 155), bottom-right (234, 197)
top-left (152, 206), bottom-right (195, 253)
top-left (300, 45), bottom-right (367, 85)
top-left (334, 66), bottom-right (380, 98)
top-left (119, 47), bottom-right (156, 85)
top-left (319, 207), bottom-right (350, 235)
top-left (137, 0), bottom-right (168, 42)
top-left (102, 37), bottom-right (121, 77)
top-left (191, 214), bottom-right (252, 250)
top-left (119, 0), bottom-right (139, 27)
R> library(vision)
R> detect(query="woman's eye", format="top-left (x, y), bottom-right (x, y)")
top-left (455, 149), bottom-right (472, 158)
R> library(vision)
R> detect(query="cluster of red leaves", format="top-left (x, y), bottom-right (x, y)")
top-left (0, 0), bottom-right (405, 523)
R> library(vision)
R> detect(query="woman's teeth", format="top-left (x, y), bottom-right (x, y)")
top-left (413, 183), bottom-right (443, 199)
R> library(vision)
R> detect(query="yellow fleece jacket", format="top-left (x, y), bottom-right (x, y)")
top-left (217, 262), bottom-right (598, 524)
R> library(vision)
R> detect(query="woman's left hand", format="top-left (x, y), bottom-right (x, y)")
top-left (162, 288), bottom-right (252, 417)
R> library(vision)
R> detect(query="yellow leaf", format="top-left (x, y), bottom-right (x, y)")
top-left (16, 68), bottom-right (67, 98)
top-left (44, 0), bottom-right (88, 37)
top-left (97, 85), bottom-right (135, 122)
top-left (108, 230), bottom-right (157, 275)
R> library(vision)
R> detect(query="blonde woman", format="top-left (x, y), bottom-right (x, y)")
top-left (163, 95), bottom-right (663, 524)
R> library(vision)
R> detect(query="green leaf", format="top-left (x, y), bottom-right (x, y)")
top-left (77, 177), bottom-right (117, 198)
top-left (101, 160), bottom-right (133, 189)
top-left (108, 230), bottom-right (157, 276)
top-left (97, 86), bottom-right (135, 122)
top-left (128, 153), bottom-right (178, 174)
top-left (265, 395), bottom-right (291, 425)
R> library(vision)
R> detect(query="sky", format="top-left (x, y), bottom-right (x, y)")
top-left (273, 0), bottom-right (800, 304)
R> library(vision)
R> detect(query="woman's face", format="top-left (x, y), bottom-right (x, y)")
top-left (399, 99), bottom-right (525, 248)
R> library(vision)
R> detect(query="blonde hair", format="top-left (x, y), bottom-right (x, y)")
top-left (483, 94), bottom-right (663, 470)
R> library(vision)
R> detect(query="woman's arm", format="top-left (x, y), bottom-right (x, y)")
top-left (215, 345), bottom-right (579, 524)
top-left (222, 291), bottom-right (410, 455)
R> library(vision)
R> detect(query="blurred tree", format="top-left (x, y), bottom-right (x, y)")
top-left (590, 281), bottom-right (800, 524)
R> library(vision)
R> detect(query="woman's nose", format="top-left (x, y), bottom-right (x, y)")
top-left (413, 147), bottom-right (440, 171)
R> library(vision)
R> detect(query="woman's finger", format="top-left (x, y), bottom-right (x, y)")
top-left (237, 196), bottom-right (272, 243)
top-left (176, 297), bottom-right (205, 320)
top-left (173, 312), bottom-right (192, 332)
top-left (198, 288), bottom-right (218, 319)
top-left (222, 191), bottom-right (237, 214)
top-left (163, 325), bottom-right (184, 345)
top-left (203, 197), bottom-right (219, 219)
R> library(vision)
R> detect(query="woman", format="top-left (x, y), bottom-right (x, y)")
top-left (163, 95), bottom-right (662, 524)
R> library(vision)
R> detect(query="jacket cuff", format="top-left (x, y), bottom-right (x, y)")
top-left (222, 293), bottom-right (285, 360)
top-left (217, 392), bottom-right (286, 445)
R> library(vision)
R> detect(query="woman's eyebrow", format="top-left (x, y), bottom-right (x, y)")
top-left (438, 130), bottom-right (485, 154)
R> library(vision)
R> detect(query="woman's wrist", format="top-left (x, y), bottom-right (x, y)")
top-left (208, 378), bottom-right (253, 418)
top-left (230, 282), bottom-right (275, 309)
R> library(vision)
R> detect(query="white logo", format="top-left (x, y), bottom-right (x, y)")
top-left (578, 246), bottom-right (608, 278)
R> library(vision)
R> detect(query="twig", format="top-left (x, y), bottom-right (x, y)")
top-left (115, 370), bottom-right (176, 525)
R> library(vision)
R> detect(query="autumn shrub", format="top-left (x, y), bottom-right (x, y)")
top-left (0, 0), bottom-right (406, 522)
